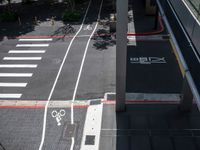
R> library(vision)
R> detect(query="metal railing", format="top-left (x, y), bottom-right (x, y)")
top-left (185, 0), bottom-right (200, 19)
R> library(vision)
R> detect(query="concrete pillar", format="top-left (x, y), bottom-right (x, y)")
top-left (116, 0), bottom-right (128, 111)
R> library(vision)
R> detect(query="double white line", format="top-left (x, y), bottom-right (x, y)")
top-left (38, 0), bottom-right (104, 149)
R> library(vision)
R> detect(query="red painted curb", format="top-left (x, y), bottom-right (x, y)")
top-left (1, 16), bottom-right (164, 39)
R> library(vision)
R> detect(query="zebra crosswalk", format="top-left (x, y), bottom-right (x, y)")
top-left (0, 38), bottom-right (52, 99)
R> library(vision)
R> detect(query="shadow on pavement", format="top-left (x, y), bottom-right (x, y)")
top-left (0, 1), bottom-right (89, 41)
top-left (116, 104), bottom-right (200, 150)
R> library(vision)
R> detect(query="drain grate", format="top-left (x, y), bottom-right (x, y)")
top-left (85, 135), bottom-right (95, 145)
top-left (63, 123), bottom-right (77, 139)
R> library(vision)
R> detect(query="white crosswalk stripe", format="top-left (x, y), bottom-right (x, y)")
top-left (0, 73), bottom-right (33, 77)
top-left (19, 38), bottom-right (52, 41)
top-left (3, 57), bottom-right (42, 60)
top-left (0, 64), bottom-right (38, 68)
top-left (16, 44), bottom-right (49, 47)
top-left (9, 50), bottom-right (46, 53)
top-left (0, 83), bottom-right (27, 87)
top-left (0, 94), bottom-right (22, 98)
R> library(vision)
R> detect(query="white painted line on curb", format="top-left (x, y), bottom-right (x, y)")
top-left (16, 44), bottom-right (49, 47)
top-left (0, 94), bottom-right (22, 98)
top-left (0, 83), bottom-right (27, 87)
top-left (0, 64), bottom-right (37, 68)
top-left (39, 0), bottom-right (93, 149)
top-left (19, 39), bottom-right (52, 41)
top-left (9, 50), bottom-right (46, 53)
top-left (0, 73), bottom-right (33, 77)
top-left (80, 104), bottom-right (103, 150)
top-left (3, 57), bottom-right (42, 60)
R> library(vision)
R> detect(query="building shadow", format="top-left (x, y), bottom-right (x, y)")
top-left (115, 104), bottom-right (200, 150)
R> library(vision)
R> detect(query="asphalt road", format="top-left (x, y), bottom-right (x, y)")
top-left (0, 0), bottom-right (115, 149)
top-left (0, 0), bottom-right (115, 101)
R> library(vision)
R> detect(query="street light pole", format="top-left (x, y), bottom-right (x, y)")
top-left (116, 0), bottom-right (128, 111)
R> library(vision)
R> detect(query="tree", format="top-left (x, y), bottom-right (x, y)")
top-left (0, 0), bottom-right (12, 11)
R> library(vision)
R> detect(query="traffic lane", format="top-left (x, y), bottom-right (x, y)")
top-left (0, 108), bottom-right (43, 150)
top-left (126, 40), bottom-right (183, 93)
top-left (51, 37), bottom-right (92, 100)
top-left (0, 107), bottom-right (87, 150)
top-left (76, 39), bottom-right (116, 100)
top-left (51, 0), bottom-right (103, 100)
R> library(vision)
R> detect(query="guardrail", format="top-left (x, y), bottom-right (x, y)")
top-left (186, 0), bottom-right (200, 18)
top-left (156, 0), bottom-right (200, 111)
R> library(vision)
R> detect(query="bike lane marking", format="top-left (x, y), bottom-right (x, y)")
top-left (70, 0), bottom-right (104, 149)
top-left (38, 0), bottom-right (93, 149)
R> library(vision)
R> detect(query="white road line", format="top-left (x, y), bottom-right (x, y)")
top-left (9, 50), bottom-right (46, 53)
top-left (39, 0), bottom-right (92, 149)
top-left (19, 39), bottom-right (52, 41)
top-left (0, 83), bottom-right (27, 87)
top-left (73, 1), bottom-right (104, 150)
top-left (0, 73), bottom-right (32, 77)
top-left (16, 44), bottom-right (49, 47)
top-left (71, 0), bottom-right (104, 124)
top-left (0, 94), bottom-right (22, 98)
top-left (80, 104), bottom-right (103, 150)
top-left (0, 64), bottom-right (37, 68)
top-left (3, 57), bottom-right (42, 60)
top-left (70, 137), bottom-right (75, 150)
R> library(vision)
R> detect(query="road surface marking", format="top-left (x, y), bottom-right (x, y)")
top-left (0, 64), bottom-right (37, 68)
top-left (3, 57), bottom-right (42, 60)
top-left (51, 109), bottom-right (65, 126)
top-left (0, 73), bottom-right (32, 77)
top-left (0, 94), bottom-right (22, 98)
top-left (130, 57), bottom-right (166, 64)
top-left (9, 50), bottom-right (46, 53)
top-left (71, 0), bottom-right (104, 124)
top-left (16, 44), bottom-right (49, 47)
top-left (39, 0), bottom-right (93, 149)
top-left (74, 1), bottom-right (104, 150)
top-left (84, 25), bottom-right (93, 30)
top-left (19, 38), bottom-right (52, 41)
top-left (0, 83), bottom-right (27, 87)
top-left (80, 104), bottom-right (103, 150)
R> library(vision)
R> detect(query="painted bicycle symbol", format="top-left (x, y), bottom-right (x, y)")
top-left (84, 25), bottom-right (92, 30)
top-left (51, 109), bottom-right (65, 126)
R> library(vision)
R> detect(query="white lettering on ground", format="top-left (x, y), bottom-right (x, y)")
top-left (130, 57), bottom-right (167, 64)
